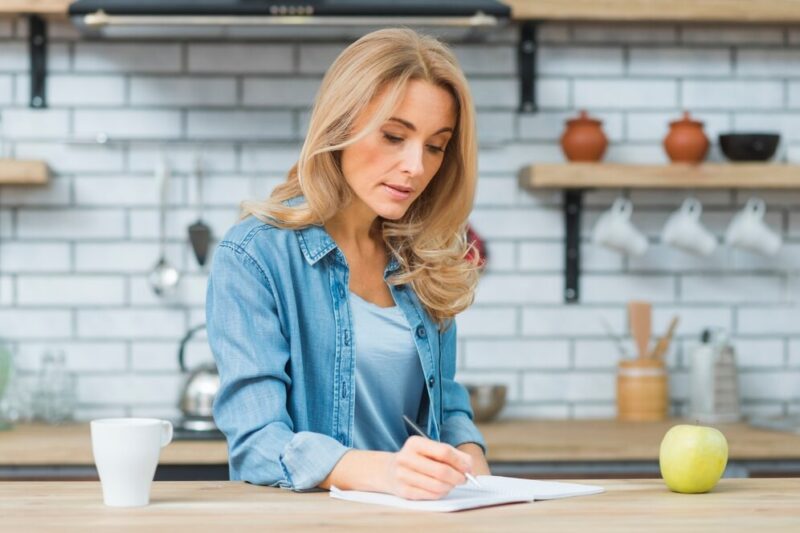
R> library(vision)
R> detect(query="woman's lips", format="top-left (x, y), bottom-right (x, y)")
top-left (382, 183), bottom-right (412, 201)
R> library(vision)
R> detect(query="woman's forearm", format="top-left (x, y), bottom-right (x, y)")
top-left (317, 449), bottom-right (392, 492)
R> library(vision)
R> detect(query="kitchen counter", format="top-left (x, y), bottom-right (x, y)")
top-left (2, 479), bottom-right (799, 532)
top-left (3, 419), bottom-right (800, 479)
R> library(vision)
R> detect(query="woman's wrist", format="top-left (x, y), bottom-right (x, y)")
top-left (317, 449), bottom-right (393, 492)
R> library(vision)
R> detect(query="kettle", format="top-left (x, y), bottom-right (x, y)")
top-left (177, 324), bottom-right (220, 431)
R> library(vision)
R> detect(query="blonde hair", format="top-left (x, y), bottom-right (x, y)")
top-left (242, 28), bottom-right (479, 327)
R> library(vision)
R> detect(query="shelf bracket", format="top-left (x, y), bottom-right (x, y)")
top-left (518, 21), bottom-right (537, 113)
top-left (29, 15), bottom-right (47, 109)
top-left (564, 190), bottom-right (583, 303)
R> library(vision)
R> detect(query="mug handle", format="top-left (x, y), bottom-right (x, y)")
top-left (745, 197), bottom-right (766, 218)
top-left (160, 420), bottom-right (173, 448)
top-left (612, 197), bottom-right (633, 219)
top-left (682, 197), bottom-right (702, 218)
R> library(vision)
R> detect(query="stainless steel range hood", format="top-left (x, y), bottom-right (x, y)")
top-left (69, 1), bottom-right (512, 40)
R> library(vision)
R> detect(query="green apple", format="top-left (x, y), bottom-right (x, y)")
top-left (659, 424), bottom-right (728, 494)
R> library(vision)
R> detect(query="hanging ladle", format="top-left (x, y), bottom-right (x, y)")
top-left (188, 153), bottom-right (212, 267)
top-left (149, 156), bottom-right (181, 297)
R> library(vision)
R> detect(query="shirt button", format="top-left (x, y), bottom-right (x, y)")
top-left (341, 381), bottom-right (348, 398)
top-left (344, 330), bottom-right (351, 346)
top-left (338, 284), bottom-right (345, 299)
top-left (396, 284), bottom-right (405, 291)
top-left (416, 325), bottom-right (427, 338)
top-left (428, 376), bottom-right (436, 388)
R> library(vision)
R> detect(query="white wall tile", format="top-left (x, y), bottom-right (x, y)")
top-left (75, 243), bottom-right (182, 273)
top-left (0, 75), bottom-right (12, 104)
top-left (734, 338), bottom-right (785, 368)
top-left (538, 46), bottom-right (624, 76)
top-left (73, 177), bottom-right (183, 207)
top-left (572, 403), bottom-right (617, 418)
top-left (74, 110), bottom-right (182, 139)
top-left (469, 79), bottom-right (518, 108)
top-left (739, 371), bottom-right (800, 401)
top-left (457, 307), bottom-right (517, 337)
top-left (626, 111), bottom-right (731, 142)
top-left (0, 19), bottom-right (12, 38)
top-left (500, 403), bottom-right (570, 419)
top-left (683, 80), bottom-right (783, 110)
top-left (17, 275), bottom-right (125, 306)
top-left (0, 310), bottom-right (72, 339)
top-left (78, 374), bottom-right (183, 405)
top-left (130, 77), bottom-right (237, 106)
top-left (522, 307), bottom-right (625, 336)
top-left (681, 275), bottom-right (783, 303)
top-left (78, 310), bottom-right (186, 340)
top-left (629, 48), bottom-right (731, 77)
top-left (469, 208), bottom-right (563, 239)
top-left (737, 49), bottom-right (800, 77)
top-left (0, 178), bottom-right (71, 207)
top-left (536, 78), bottom-right (570, 109)
top-left (475, 274), bottom-right (562, 304)
top-left (13, 143), bottom-right (126, 173)
top-left (574, 340), bottom-right (634, 369)
top-left (789, 340), bottom-right (800, 367)
top-left (75, 43), bottom-right (181, 73)
top-left (188, 44), bottom-right (293, 73)
top-left (681, 26), bottom-right (784, 45)
top-left (520, 111), bottom-right (623, 142)
top-left (43, 75), bottom-right (126, 106)
top-left (523, 372), bottom-right (615, 401)
top-left (482, 241), bottom-right (515, 272)
top-left (575, 80), bottom-right (677, 109)
top-left (582, 275), bottom-right (676, 303)
top-left (452, 45), bottom-right (515, 75)
top-left (464, 340), bottom-right (569, 369)
top-left (187, 110), bottom-right (293, 139)
top-left (454, 370), bottom-right (521, 401)
top-left (733, 113), bottom-right (800, 142)
top-left (18, 209), bottom-right (126, 239)
top-left (0, 242), bottom-right (71, 273)
top-left (243, 78), bottom-right (321, 107)
top-left (1, 109), bottom-right (69, 139)
top-left (15, 342), bottom-right (127, 372)
top-left (474, 176), bottom-right (517, 206)
top-left (737, 307), bottom-right (800, 335)
top-left (572, 23), bottom-right (677, 43)
top-left (0, 43), bottom-right (29, 70)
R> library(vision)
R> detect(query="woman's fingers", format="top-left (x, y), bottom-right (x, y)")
top-left (396, 445), bottom-right (467, 487)
top-left (406, 435), bottom-right (473, 474)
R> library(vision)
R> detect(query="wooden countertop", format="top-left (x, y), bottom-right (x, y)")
top-left (2, 479), bottom-right (799, 531)
top-left (3, 419), bottom-right (800, 466)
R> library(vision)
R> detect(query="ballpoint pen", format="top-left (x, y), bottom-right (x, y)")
top-left (402, 414), bottom-right (482, 489)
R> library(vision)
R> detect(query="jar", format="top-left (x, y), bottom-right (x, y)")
top-left (560, 110), bottom-right (608, 162)
top-left (616, 358), bottom-right (669, 421)
top-left (664, 111), bottom-right (709, 163)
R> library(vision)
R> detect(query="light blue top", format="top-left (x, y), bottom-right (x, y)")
top-left (206, 204), bottom-right (486, 491)
top-left (349, 291), bottom-right (424, 452)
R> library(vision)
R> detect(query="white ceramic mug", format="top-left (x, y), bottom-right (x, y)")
top-left (661, 197), bottom-right (717, 256)
top-left (91, 418), bottom-right (173, 507)
top-left (725, 198), bottom-right (782, 256)
top-left (592, 198), bottom-right (649, 256)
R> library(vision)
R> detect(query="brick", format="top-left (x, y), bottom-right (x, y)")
top-left (1, 109), bottom-right (69, 139)
top-left (575, 79), bottom-right (677, 109)
top-left (129, 145), bottom-right (238, 174)
top-left (481, 241), bottom-right (515, 272)
top-left (681, 26), bottom-right (784, 45)
top-left (737, 49), bottom-right (800, 77)
top-left (0, 310), bottom-right (72, 339)
top-left (0, 43), bottom-right (28, 70)
top-left (18, 275), bottom-right (125, 306)
top-left (18, 209), bottom-right (125, 239)
top-left (240, 145), bottom-right (302, 173)
top-left (0, 178), bottom-right (71, 207)
top-left (128, 208), bottom-right (238, 240)
top-left (474, 176), bottom-right (517, 206)
top-left (78, 309), bottom-right (186, 340)
top-left (572, 23), bottom-right (677, 43)
top-left (131, 342), bottom-right (180, 371)
top-left (478, 143), bottom-right (563, 173)
top-left (0, 242), bottom-right (70, 273)
top-left (791, 340), bottom-right (800, 367)
top-left (74, 110), bottom-right (182, 139)
top-left (75, 243), bottom-right (183, 273)
top-left (739, 371), bottom-right (800, 400)
top-left (476, 111), bottom-right (516, 143)
top-left (75, 43), bottom-right (182, 73)
top-left (188, 44), bottom-right (293, 73)
top-left (737, 307), bottom-right (800, 335)
top-left (187, 110), bottom-right (293, 139)
top-left (536, 78), bottom-right (570, 109)
top-left (681, 275), bottom-right (782, 303)
top-left (574, 340), bottom-right (634, 369)
top-left (464, 340), bottom-right (569, 369)
top-left (538, 46), bottom-right (624, 75)
top-left (45, 75), bottom-right (126, 106)
top-left (523, 372), bottom-right (615, 401)
top-left (130, 76), bottom-right (237, 106)
top-left (457, 307), bottom-right (517, 337)
top-left (73, 177), bottom-right (184, 207)
top-left (523, 307), bottom-right (625, 337)
top-left (297, 44), bottom-right (346, 74)
top-left (475, 274), bottom-right (563, 304)
top-left (468, 79), bottom-right (517, 108)
top-left (0, 75), bottom-right (11, 104)
top-left (13, 143), bottom-right (126, 173)
top-left (15, 342), bottom-right (127, 372)
top-left (581, 275), bottom-right (676, 303)
top-left (652, 306), bottom-right (732, 337)
top-left (683, 80), bottom-right (783, 110)
top-left (243, 78), bottom-right (321, 107)
top-left (453, 370), bottom-right (521, 401)
top-left (733, 112), bottom-right (800, 142)
top-left (469, 208), bottom-right (563, 239)
top-left (452, 45), bottom-right (515, 75)
top-left (78, 374), bottom-right (183, 405)
top-left (629, 47), bottom-right (730, 76)
top-left (733, 338), bottom-right (785, 368)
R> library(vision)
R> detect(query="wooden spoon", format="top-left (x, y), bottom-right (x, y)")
top-left (628, 300), bottom-right (652, 359)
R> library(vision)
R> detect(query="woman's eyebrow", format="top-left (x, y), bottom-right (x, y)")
top-left (388, 117), bottom-right (453, 135)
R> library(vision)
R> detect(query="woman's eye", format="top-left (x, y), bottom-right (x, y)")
top-left (383, 133), bottom-right (403, 144)
top-left (427, 145), bottom-right (445, 154)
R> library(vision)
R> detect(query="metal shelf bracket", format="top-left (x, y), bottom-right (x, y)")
top-left (518, 21), bottom-right (537, 113)
top-left (29, 15), bottom-right (47, 109)
top-left (564, 190), bottom-right (583, 303)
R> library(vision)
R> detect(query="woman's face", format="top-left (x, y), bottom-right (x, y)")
top-left (340, 79), bottom-right (456, 221)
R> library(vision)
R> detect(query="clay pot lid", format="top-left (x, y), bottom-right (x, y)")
top-left (566, 110), bottom-right (601, 126)
top-left (670, 111), bottom-right (704, 127)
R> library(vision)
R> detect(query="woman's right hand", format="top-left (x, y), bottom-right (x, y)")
top-left (384, 436), bottom-right (474, 500)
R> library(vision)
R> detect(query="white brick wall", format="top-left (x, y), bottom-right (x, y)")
top-left (0, 21), bottom-right (797, 419)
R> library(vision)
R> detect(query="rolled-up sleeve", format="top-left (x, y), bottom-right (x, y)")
top-left (438, 320), bottom-right (487, 453)
top-left (207, 241), bottom-right (350, 489)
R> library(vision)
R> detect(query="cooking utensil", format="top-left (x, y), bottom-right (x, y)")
top-left (148, 156), bottom-right (180, 297)
top-left (628, 300), bottom-right (652, 359)
top-left (188, 153), bottom-right (212, 267)
top-left (177, 323), bottom-right (219, 432)
top-left (719, 132), bottom-right (780, 162)
top-left (650, 316), bottom-right (679, 359)
top-left (466, 384), bottom-right (507, 422)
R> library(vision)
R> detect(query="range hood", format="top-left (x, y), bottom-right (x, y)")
top-left (69, 0), bottom-right (512, 40)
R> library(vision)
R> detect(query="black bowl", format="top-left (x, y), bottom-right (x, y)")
top-left (718, 133), bottom-right (780, 161)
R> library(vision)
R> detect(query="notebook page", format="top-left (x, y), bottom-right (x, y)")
top-left (456, 475), bottom-right (604, 500)
top-left (330, 485), bottom-right (530, 513)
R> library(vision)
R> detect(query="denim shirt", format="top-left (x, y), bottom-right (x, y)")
top-left (206, 215), bottom-right (486, 490)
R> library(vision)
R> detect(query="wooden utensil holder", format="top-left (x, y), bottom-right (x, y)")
top-left (616, 358), bottom-right (669, 421)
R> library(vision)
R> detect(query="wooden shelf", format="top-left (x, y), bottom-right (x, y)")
top-left (0, 1), bottom-right (70, 17)
top-left (502, 0), bottom-right (800, 23)
top-left (0, 159), bottom-right (50, 185)
top-left (519, 163), bottom-right (800, 190)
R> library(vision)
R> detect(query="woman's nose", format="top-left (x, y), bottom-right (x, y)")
top-left (399, 143), bottom-right (425, 177)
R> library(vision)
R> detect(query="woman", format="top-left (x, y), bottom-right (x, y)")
top-left (207, 28), bottom-right (489, 501)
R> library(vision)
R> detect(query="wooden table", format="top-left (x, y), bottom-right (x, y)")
top-left (3, 419), bottom-right (800, 479)
top-left (1, 479), bottom-right (799, 532)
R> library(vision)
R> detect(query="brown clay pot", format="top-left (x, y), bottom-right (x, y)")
top-left (664, 111), bottom-right (709, 163)
top-left (560, 110), bottom-right (608, 162)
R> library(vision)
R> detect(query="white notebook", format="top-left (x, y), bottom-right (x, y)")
top-left (330, 475), bottom-right (604, 513)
